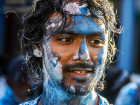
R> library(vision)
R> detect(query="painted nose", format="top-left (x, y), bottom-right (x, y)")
top-left (73, 41), bottom-right (90, 62)
top-left (79, 41), bottom-right (90, 62)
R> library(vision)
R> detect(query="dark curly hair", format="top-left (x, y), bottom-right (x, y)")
top-left (18, 0), bottom-right (121, 88)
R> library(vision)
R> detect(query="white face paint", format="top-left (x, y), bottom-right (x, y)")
top-left (63, 2), bottom-right (90, 15)
top-left (42, 39), bottom-right (63, 84)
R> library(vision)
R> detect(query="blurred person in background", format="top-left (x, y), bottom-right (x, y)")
top-left (115, 78), bottom-right (140, 105)
top-left (98, 65), bottom-right (130, 104)
top-left (0, 73), bottom-right (8, 100)
top-left (0, 57), bottom-right (8, 99)
top-left (0, 56), bottom-right (29, 105)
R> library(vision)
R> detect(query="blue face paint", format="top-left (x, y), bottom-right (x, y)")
top-left (80, 39), bottom-right (87, 54)
top-left (42, 77), bottom-right (79, 104)
top-left (79, 38), bottom-right (89, 61)
top-left (68, 15), bottom-right (104, 37)
top-left (51, 60), bottom-right (56, 67)
top-left (79, 7), bottom-right (88, 15)
top-left (99, 36), bottom-right (105, 41)
top-left (97, 48), bottom-right (104, 65)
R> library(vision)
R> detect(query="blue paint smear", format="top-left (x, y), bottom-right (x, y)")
top-left (70, 15), bottom-right (103, 37)
top-left (43, 78), bottom-right (75, 104)
top-left (80, 41), bottom-right (88, 55)
top-left (79, 7), bottom-right (88, 15)
top-left (79, 40), bottom-right (90, 62)
top-left (97, 48), bottom-right (103, 65)
top-left (51, 60), bottom-right (56, 67)
top-left (99, 36), bottom-right (105, 41)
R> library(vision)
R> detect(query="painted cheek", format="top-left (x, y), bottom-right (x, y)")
top-left (97, 48), bottom-right (104, 65)
top-left (51, 57), bottom-right (59, 68)
top-left (43, 50), bottom-right (62, 82)
top-left (51, 60), bottom-right (56, 67)
top-left (54, 49), bottom-right (73, 65)
top-left (88, 46), bottom-right (98, 64)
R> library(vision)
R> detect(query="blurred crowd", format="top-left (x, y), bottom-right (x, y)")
top-left (0, 56), bottom-right (42, 105)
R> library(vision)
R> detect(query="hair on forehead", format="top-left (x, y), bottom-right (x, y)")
top-left (18, 0), bottom-right (122, 90)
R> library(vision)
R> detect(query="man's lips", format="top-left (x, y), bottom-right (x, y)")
top-left (69, 68), bottom-right (93, 71)
top-left (67, 68), bottom-right (93, 80)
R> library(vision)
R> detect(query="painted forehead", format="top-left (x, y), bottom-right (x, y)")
top-left (44, 2), bottom-right (106, 36)
top-left (63, 15), bottom-right (105, 36)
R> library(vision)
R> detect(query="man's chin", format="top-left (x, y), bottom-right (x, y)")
top-left (67, 87), bottom-right (92, 96)
top-left (61, 84), bottom-right (93, 96)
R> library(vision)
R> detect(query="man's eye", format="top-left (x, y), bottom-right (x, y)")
top-left (61, 38), bottom-right (73, 42)
top-left (57, 37), bottom-right (74, 45)
top-left (89, 39), bottom-right (104, 47)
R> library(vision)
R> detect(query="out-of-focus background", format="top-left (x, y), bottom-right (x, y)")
top-left (0, 0), bottom-right (140, 105)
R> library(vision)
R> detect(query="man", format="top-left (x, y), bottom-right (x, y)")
top-left (18, 0), bottom-right (121, 104)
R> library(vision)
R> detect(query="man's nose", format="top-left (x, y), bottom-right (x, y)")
top-left (73, 41), bottom-right (90, 62)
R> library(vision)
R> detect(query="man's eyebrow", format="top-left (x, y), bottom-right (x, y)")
top-left (59, 31), bottom-right (104, 36)
top-left (90, 32), bottom-right (104, 36)
top-left (59, 30), bottom-right (78, 36)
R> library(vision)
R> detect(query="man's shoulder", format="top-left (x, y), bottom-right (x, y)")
top-left (20, 96), bottom-right (41, 105)
top-left (20, 100), bottom-right (35, 105)
top-left (20, 94), bottom-right (109, 105)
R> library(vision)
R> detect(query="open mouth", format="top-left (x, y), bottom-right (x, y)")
top-left (72, 71), bottom-right (91, 75)
top-left (69, 68), bottom-right (93, 74)
top-left (68, 68), bottom-right (93, 80)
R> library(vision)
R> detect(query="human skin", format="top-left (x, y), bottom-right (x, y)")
top-left (37, 1), bottom-right (108, 105)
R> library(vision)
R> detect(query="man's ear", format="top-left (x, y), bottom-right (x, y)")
top-left (33, 45), bottom-right (42, 57)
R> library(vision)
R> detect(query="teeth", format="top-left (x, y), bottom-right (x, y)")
top-left (73, 71), bottom-right (87, 74)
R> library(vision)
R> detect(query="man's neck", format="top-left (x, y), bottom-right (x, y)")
top-left (38, 78), bottom-right (99, 105)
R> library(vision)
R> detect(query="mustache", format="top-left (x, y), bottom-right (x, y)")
top-left (62, 63), bottom-right (96, 71)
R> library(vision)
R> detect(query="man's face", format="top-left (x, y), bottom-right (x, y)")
top-left (42, 2), bottom-right (108, 95)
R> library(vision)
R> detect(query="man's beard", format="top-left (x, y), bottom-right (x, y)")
top-left (60, 63), bottom-right (97, 96)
